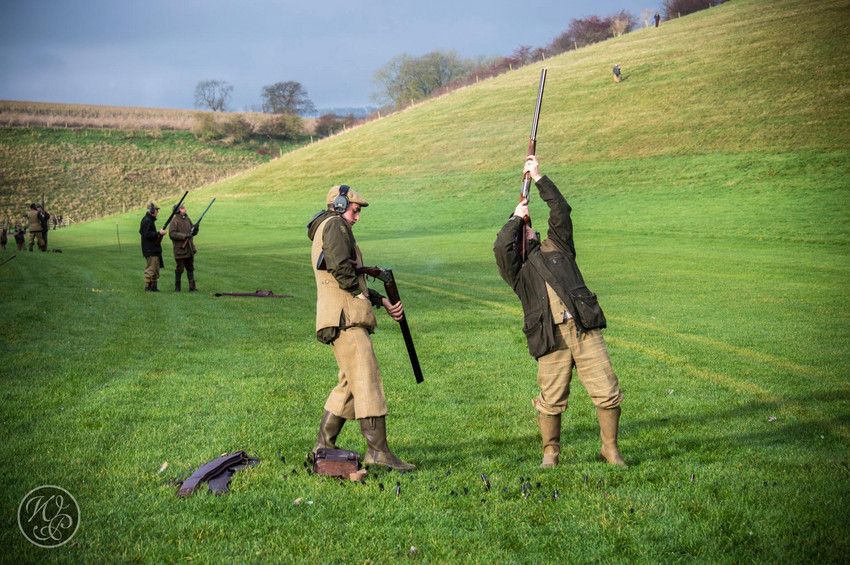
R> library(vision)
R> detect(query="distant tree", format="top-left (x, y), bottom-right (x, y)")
top-left (509, 45), bottom-right (535, 67)
top-left (314, 113), bottom-right (356, 138)
top-left (373, 51), bottom-right (473, 108)
top-left (569, 16), bottom-right (614, 46)
top-left (610, 11), bottom-right (637, 37)
top-left (663, 0), bottom-right (716, 19)
top-left (194, 80), bottom-right (233, 112)
top-left (261, 81), bottom-right (316, 115)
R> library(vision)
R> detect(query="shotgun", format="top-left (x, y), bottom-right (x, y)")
top-left (158, 191), bottom-right (189, 241)
top-left (519, 68), bottom-right (547, 262)
top-left (192, 197), bottom-right (216, 236)
top-left (356, 266), bottom-right (424, 384)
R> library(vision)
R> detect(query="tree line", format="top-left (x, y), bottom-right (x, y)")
top-left (373, 1), bottom-right (723, 109)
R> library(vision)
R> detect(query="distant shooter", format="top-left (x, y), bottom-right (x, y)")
top-left (139, 203), bottom-right (167, 291)
top-left (169, 203), bottom-right (198, 291)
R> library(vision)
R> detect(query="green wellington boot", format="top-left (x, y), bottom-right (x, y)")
top-left (538, 412), bottom-right (561, 468)
top-left (597, 406), bottom-right (626, 467)
top-left (312, 410), bottom-right (346, 455)
top-left (359, 416), bottom-right (415, 472)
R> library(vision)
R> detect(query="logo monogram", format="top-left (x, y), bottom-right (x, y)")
top-left (18, 485), bottom-right (80, 548)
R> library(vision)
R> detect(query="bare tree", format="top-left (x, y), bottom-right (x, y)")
top-left (261, 81), bottom-right (316, 115)
top-left (610, 11), bottom-right (637, 37)
top-left (194, 80), bottom-right (233, 112)
top-left (663, 0), bottom-right (716, 19)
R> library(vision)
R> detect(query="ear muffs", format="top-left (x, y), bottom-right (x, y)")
top-left (332, 185), bottom-right (351, 214)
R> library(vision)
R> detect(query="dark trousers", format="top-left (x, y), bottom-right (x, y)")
top-left (175, 257), bottom-right (195, 277)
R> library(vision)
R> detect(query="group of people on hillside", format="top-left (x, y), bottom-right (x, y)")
top-left (1, 204), bottom-right (68, 254)
top-left (139, 202), bottom-right (198, 292)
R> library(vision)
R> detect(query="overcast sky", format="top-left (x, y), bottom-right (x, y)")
top-left (0, 0), bottom-right (658, 111)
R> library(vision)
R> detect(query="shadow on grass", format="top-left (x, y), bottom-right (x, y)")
top-left (406, 391), bottom-right (850, 469)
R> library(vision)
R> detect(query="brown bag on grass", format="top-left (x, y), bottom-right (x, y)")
top-left (313, 448), bottom-right (360, 478)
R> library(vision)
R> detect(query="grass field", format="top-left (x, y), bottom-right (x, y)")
top-left (1, 0), bottom-right (849, 562)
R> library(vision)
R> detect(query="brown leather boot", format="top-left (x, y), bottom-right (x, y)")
top-left (359, 416), bottom-right (415, 472)
top-left (597, 406), bottom-right (626, 467)
top-left (313, 410), bottom-right (346, 454)
top-left (538, 412), bottom-right (561, 468)
top-left (188, 271), bottom-right (197, 292)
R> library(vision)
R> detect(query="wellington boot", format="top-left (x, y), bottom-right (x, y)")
top-left (188, 274), bottom-right (197, 292)
top-left (150, 281), bottom-right (160, 292)
top-left (538, 412), bottom-right (561, 468)
top-left (359, 416), bottom-right (415, 472)
top-left (175, 273), bottom-right (182, 292)
top-left (312, 410), bottom-right (346, 455)
top-left (596, 406), bottom-right (626, 467)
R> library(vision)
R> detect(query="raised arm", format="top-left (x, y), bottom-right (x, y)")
top-left (494, 206), bottom-right (528, 288)
top-left (525, 156), bottom-right (575, 257)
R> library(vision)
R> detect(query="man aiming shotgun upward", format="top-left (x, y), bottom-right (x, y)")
top-left (306, 184), bottom-right (415, 472)
top-left (494, 155), bottom-right (626, 468)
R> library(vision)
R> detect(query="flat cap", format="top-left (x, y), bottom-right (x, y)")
top-left (326, 185), bottom-right (369, 208)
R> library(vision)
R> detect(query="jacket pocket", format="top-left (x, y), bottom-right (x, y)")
top-left (523, 310), bottom-right (556, 359)
top-left (343, 294), bottom-right (377, 332)
top-left (569, 287), bottom-right (607, 331)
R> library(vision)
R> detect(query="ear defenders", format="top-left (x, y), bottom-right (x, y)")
top-left (332, 185), bottom-right (351, 213)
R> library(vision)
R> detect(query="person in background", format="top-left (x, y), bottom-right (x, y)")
top-left (139, 202), bottom-right (167, 291)
top-left (168, 203), bottom-right (198, 292)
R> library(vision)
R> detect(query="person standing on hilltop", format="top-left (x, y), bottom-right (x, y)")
top-left (494, 155), bottom-right (626, 469)
top-left (306, 184), bottom-right (415, 472)
top-left (26, 204), bottom-right (47, 252)
top-left (139, 203), bottom-right (167, 292)
top-left (169, 203), bottom-right (198, 292)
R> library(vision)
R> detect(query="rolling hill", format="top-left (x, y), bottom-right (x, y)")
top-left (2, 0), bottom-right (848, 562)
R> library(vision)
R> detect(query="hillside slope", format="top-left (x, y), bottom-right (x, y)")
top-left (214, 0), bottom-right (848, 198)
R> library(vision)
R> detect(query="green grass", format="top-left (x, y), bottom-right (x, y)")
top-left (1, 0), bottom-right (849, 561)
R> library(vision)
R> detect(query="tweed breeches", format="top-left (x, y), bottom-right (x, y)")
top-left (324, 326), bottom-right (387, 419)
top-left (534, 319), bottom-right (622, 415)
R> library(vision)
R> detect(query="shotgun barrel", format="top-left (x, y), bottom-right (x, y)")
top-left (519, 68), bottom-right (547, 262)
top-left (357, 266), bottom-right (424, 384)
